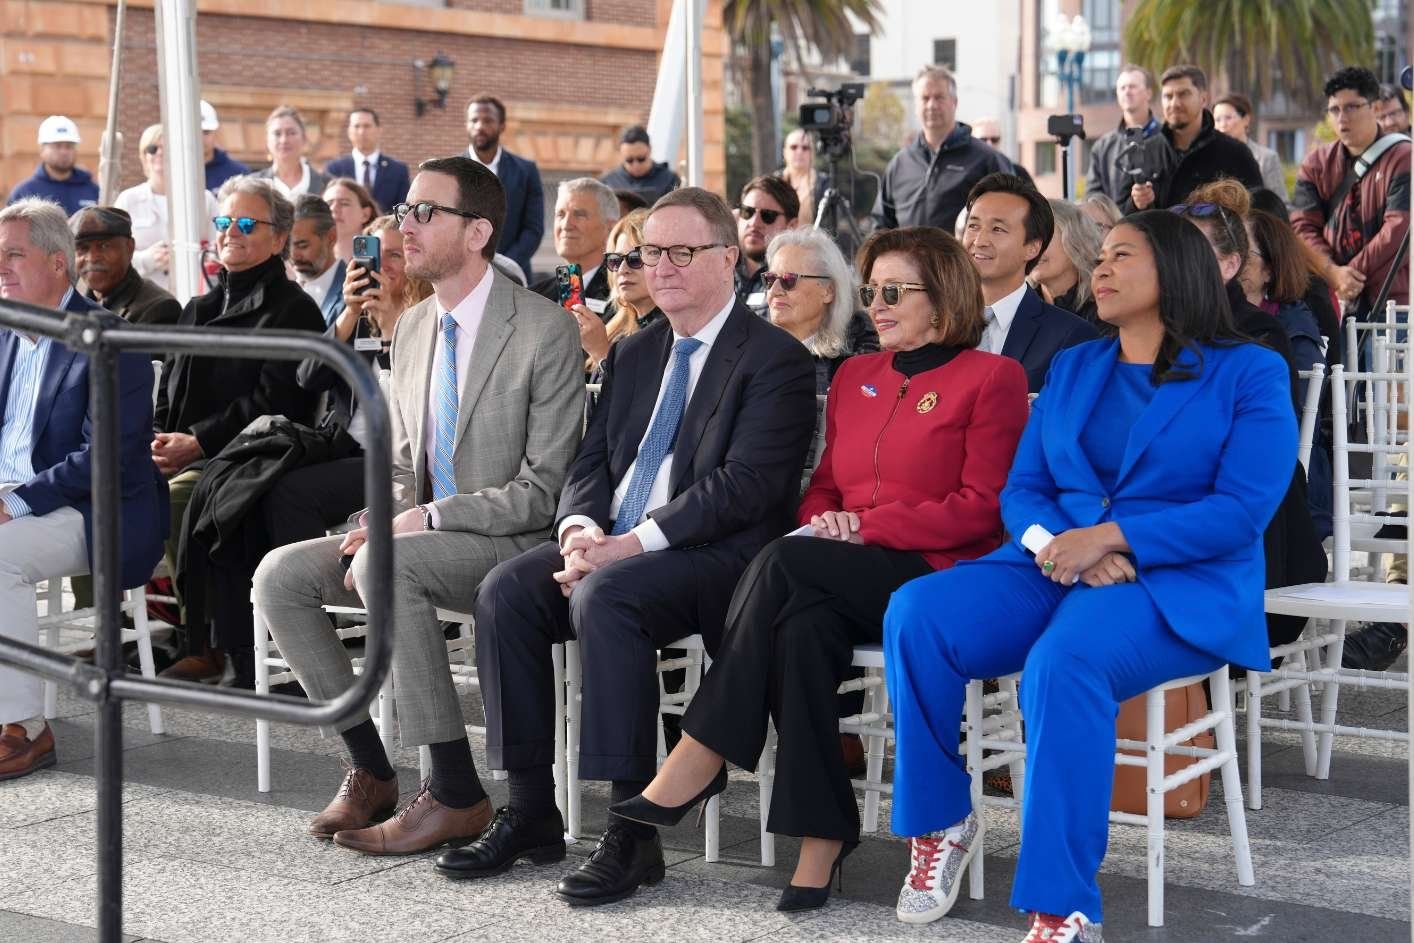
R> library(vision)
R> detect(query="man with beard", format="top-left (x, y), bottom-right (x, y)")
top-left (466, 95), bottom-right (544, 282)
top-left (253, 157), bottom-right (584, 856)
top-left (733, 175), bottom-right (798, 315)
top-left (71, 206), bottom-right (181, 326)
top-left (289, 195), bottom-right (347, 326)
top-left (6, 117), bottom-right (99, 216)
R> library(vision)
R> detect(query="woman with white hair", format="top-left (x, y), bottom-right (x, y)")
top-left (764, 227), bottom-right (874, 393)
top-left (1029, 198), bottom-right (1104, 323)
top-left (113, 124), bottom-right (219, 292)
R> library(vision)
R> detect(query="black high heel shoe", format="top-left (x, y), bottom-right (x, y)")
top-left (776, 840), bottom-right (858, 912)
top-left (607, 765), bottom-right (728, 828)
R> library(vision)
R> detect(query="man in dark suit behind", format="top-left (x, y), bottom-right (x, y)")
top-left (0, 198), bottom-right (166, 781)
top-left (961, 173), bottom-right (1097, 391)
top-left (433, 188), bottom-right (817, 904)
top-left (324, 108), bottom-right (411, 213)
top-left (467, 95), bottom-right (545, 282)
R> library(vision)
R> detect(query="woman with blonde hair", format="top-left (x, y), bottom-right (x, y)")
top-left (113, 124), bottom-right (219, 292)
top-left (571, 208), bottom-right (662, 374)
top-left (255, 105), bottom-right (329, 199)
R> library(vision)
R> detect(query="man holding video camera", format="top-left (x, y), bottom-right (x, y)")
top-left (1122, 64), bottom-right (1262, 212)
top-left (1085, 64), bottom-right (1160, 202)
top-left (878, 65), bottom-right (1012, 233)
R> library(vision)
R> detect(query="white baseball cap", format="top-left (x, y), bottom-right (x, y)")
top-left (200, 100), bottom-right (220, 132)
top-left (38, 115), bottom-right (81, 145)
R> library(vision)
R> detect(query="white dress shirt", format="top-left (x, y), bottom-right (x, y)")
top-left (0, 287), bottom-right (71, 518)
top-left (980, 281), bottom-right (1029, 354)
top-left (423, 265), bottom-right (495, 526)
top-left (112, 182), bottom-right (220, 293)
top-left (558, 296), bottom-right (735, 552)
top-left (297, 259), bottom-right (340, 307)
top-left (269, 161), bottom-right (314, 200)
top-left (469, 146), bottom-right (503, 178)
top-left (351, 148), bottom-right (381, 190)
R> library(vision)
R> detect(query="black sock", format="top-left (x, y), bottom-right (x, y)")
top-left (427, 737), bottom-right (488, 809)
top-left (609, 780), bottom-right (655, 838)
top-left (340, 719), bottom-right (395, 782)
top-left (507, 765), bottom-right (557, 818)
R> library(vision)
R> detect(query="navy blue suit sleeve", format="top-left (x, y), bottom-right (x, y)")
top-left (506, 159), bottom-right (545, 270)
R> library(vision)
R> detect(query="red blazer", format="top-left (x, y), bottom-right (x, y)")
top-left (799, 348), bottom-right (1028, 569)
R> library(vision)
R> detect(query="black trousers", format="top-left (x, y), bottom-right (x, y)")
top-left (209, 457), bottom-right (365, 652)
top-left (474, 540), bottom-right (744, 782)
top-left (681, 536), bottom-right (931, 842)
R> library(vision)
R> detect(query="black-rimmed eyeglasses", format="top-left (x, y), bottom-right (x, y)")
top-left (637, 244), bottom-right (725, 267)
top-left (393, 201), bottom-right (485, 225)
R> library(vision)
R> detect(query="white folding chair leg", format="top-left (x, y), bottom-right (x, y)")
top-left (1211, 670), bottom-right (1256, 890)
top-left (1003, 677), bottom-right (1025, 807)
top-left (758, 722), bottom-right (776, 867)
top-left (1292, 649), bottom-right (1319, 777)
top-left (1145, 685), bottom-right (1166, 927)
top-left (964, 680), bottom-right (986, 901)
top-left (42, 579), bottom-right (61, 719)
top-left (254, 604), bottom-right (273, 793)
top-left (1316, 622), bottom-right (1346, 778)
top-left (861, 669), bottom-right (887, 833)
top-left (1244, 668), bottom-right (1263, 811)
top-left (552, 643), bottom-right (568, 825)
top-left (129, 587), bottom-right (164, 735)
top-left (565, 640), bottom-right (582, 839)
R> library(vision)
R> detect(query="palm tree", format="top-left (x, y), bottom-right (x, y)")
top-left (723, 0), bottom-right (884, 177)
top-left (1124, 0), bottom-right (1375, 109)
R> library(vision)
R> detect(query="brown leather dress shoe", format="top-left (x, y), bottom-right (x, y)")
top-left (333, 784), bottom-right (491, 856)
top-left (0, 722), bottom-right (56, 782)
top-left (309, 764), bottom-right (400, 839)
top-left (159, 648), bottom-right (225, 683)
top-left (841, 733), bottom-right (867, 777)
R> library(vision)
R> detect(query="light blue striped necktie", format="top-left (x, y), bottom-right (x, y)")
top-left (612, 336), bottom-right (703, 535)
top-left (431, 312), bottom-right (458, 501)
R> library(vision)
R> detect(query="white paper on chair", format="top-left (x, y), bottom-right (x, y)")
top-left (1278, 583), bottom-right (1410, 607)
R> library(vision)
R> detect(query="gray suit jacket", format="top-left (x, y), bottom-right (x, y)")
top-left (386, 270), bottom-right (584, 540)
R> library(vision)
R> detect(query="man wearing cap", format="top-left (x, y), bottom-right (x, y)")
top-left (6, 117), bottom-right (99, 216)
top-left (202, 101), bottom-right (250, 194)
top-left (72, 207), bottom-right (182, 326)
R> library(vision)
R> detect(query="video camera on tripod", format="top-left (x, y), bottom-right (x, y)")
top-left (799, 82), bottom-right (865, 162)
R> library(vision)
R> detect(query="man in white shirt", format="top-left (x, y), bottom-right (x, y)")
top-left (530, 178), bottom-right (618, 319)
top-left (436, 188), bottom-right (817, 906)
top-left (289, 195), bottom-right (346, 326)
top-left (465, 95), bottom-right (544, 282)
top-left (253, 158), bottom-right (584, 856)
top-left (324, 108), bottom-right (411, 211)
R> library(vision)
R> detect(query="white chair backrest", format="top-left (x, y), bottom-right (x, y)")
top-left (1330, 363), bottom-right (1411, 581)
top-left (1296, 365), bottom-right (1325, 474)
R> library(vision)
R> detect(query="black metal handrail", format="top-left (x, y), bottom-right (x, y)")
top-left (0, 298), bottom-right (394, 942)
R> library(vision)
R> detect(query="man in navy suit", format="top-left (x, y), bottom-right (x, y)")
top-left (290, 195), bottom-right (347, 327)
top-left (466, 95), bottom-right (545, 282)
top-left (961, 173), bottom-right (1097, 392)
top-left (0, 199), bottom-right (166, 781)
top-left (324, 108), bottom-right (410, 212)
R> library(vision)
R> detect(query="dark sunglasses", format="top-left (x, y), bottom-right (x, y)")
top-left (143, 145), bottom-right (163, 156)
top-left (1171, 202), bottom-right (1243, 249)
top-left (858, 282), bottom-right (928, 308)
top-left (737, 205), bottom-right (784, 225)
top-left (623, 154), bottom-right (651, 165)
top-left (762, 271), bottom-right (831, 291)
top-left (604, 250), bottom-right (644, 272)
top-left (393, 201), bottom-right (484, 226)
top-left (213, 215), bottom-right (273, 235)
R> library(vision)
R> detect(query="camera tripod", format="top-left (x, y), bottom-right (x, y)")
top-left (812, 152), bottom-right (866, 260)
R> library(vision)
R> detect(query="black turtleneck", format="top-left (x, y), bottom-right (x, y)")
top-left (223, 253), bottom-right (285, 301)
top-left (893, 342), bottom-right (963, 378)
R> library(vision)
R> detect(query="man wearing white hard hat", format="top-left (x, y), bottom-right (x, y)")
top-left (5, 116), bottom-right (99, 216)
top-left (201, 100), bottom-right (249, 194)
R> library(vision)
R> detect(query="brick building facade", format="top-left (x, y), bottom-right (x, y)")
top-left (1, 0), bottom-right (727, 235)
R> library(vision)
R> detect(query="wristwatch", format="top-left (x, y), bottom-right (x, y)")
top-left (417, 504), bottom-right (434, 531)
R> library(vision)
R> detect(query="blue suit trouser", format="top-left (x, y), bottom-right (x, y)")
top-left (882, 559), bottom-right (1222, 922)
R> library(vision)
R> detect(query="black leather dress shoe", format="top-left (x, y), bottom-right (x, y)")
top-left (556, 823), bottom-right (665, 906)
top-left (433, 806), bottom-right (565, 880)
top-left (1342, 621), bottom-right (1408, 671)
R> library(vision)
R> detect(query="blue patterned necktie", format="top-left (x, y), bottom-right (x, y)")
top-left (430, 313), bottom-right (458, 502)
top-left (612, 336), bottom-right (704, 534)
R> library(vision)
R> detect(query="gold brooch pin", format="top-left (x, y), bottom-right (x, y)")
top-left (916, 391), bottom-right (938, 414)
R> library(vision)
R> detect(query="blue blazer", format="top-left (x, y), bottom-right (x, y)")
top-left (492, 148), bottom-right (545, 280)
top-left (988, 338), bottom-right (1296, 670)
top-left (0, 292), bottom-right (168, 589)
top-left (1000, 285), bottom-right (1098, 393)
top-left (324, 153), bottom-right (410, 212)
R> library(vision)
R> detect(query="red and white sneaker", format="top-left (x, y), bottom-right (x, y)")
top-left (1022, 911), bottom-right (1103, 942)
top-left (894, 811), bottom-right (982, 924)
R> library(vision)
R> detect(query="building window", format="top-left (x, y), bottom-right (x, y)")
top-left (525, 0), bottom-right (584, 17)
top-left (1270, 129), bottom-right (1302, 165)
top-left (850, 33), bottom-right (871, 77)
top-left (933, 39), bottom-right (956, 69)
top-left (1035, 140), bottom-right (1057, 176)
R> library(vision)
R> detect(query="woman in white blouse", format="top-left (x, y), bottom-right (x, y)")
top-left (113, 124), bottom-right (219, 293)
top-left (254, 106), bottom-right (330, 200)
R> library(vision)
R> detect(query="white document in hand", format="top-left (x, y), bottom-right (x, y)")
top-left (784, 524), bottom-right (815, 538)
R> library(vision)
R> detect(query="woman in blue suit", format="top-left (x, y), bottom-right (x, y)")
top-left (881, 210), bottom-right (1297, 942)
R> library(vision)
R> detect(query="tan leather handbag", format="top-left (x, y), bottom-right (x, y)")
top-left (1110, 681), bottom-right (1212, 819)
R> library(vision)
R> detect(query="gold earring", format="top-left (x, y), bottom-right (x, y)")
top-left (929, 313), bottom-right (941, 327)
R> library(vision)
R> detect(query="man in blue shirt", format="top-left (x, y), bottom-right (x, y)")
top-left (5, 116), bottom-right (99, 216)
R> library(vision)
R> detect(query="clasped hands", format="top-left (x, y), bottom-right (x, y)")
top-left (336, 506), bottom-right (432, 591)
top-left (809, 510), bottom-right (863, 543)
top-left (1035, 522), bottom-right (1135, 588)
top-left (554, 525), bottom-right (643, 597)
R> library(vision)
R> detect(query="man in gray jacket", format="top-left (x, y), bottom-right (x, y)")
top-left (1084, 64), bottom-right (1160, 202)
top-left (253, 157), bottom-right (584, 857)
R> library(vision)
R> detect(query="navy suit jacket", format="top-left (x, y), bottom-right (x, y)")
top-left (1000, 285), bottom-right (1099, 393)
top-left (989, 339), bottom-right (1296, 670)
top-left (324, 153), bottom-right (410, 212)
top-left (0, 292), bottom-right (167, 589)
top-left (490, 149), bottom-right (545, 281)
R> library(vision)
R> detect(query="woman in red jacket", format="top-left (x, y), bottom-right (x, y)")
top-left (609, 226), bottom-right (1029, 912)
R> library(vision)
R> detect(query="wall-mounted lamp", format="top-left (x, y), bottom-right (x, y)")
top-left (414, 52), bottom-right (455, 117)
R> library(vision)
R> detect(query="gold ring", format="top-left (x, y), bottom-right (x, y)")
top-left (1042, 560), bottom-right (1056, 575)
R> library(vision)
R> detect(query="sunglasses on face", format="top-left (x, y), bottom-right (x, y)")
top-left (144, 145), bottom-right (163, 156)
top-left (1171, 202), bottom-right (1243, 250)
top-left (213, 216), bottom-right (274, 235)
top-left (392, 201), bottom-right (485, 225)
top-left (858, 282), bottom-right (928, 308)
top-left (604, 249), bottom-right (644, 272)
top-left (737, 205), bottom-right (784, 225)
top-left (762, 271), bottom-right (831, 291)
top-left (979, 136), bottom-right (1002, 145)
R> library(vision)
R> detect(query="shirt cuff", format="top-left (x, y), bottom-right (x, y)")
top-left (632, 518), bottom-right (668, 553)
top-left (557, 514), bottom-right (598, 546)
top-left (2, 492), bottom-right (32, 519)
top-left (426, 503), bottom-right (442, 530)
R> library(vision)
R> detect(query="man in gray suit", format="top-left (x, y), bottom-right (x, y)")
top-left (253, 157), bottom-right (584, 856)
